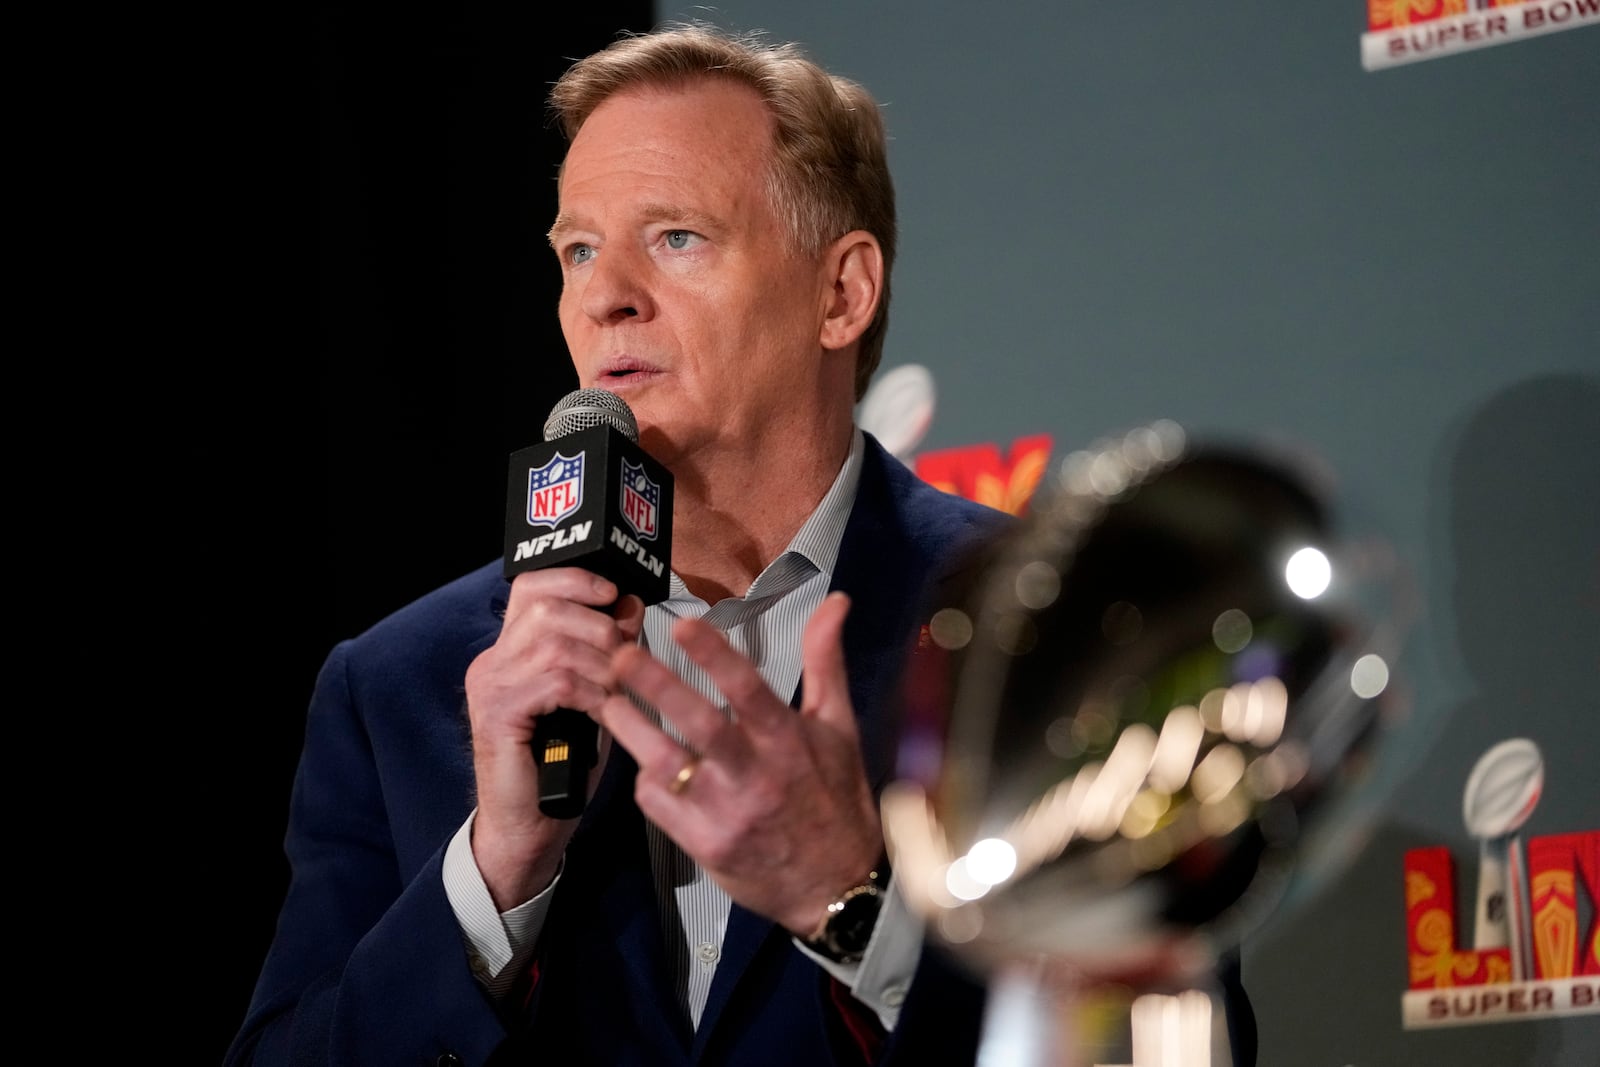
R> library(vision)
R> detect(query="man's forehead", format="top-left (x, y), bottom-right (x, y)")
top-left (568, 77), bottom-right (776, 157)
top-left (551, 80), bottom-right (776, 233)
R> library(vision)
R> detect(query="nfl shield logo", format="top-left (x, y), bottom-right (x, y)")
top-left (621, 459), bottom-right (660, 541)
top-left (526, 451), bottom-right (584, 528)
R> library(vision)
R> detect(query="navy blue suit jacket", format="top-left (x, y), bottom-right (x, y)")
top-left (228, 434), bottom-right (1010, 1067)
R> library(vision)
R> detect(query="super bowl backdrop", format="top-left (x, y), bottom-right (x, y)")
top-left (662, 3), bottom-right (1599, 1064)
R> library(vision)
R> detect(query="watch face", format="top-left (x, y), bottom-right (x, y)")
top-left (830, 887), bottom-right (883, 957)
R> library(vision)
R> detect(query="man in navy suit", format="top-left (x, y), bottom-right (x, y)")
top-left (229, 23), bottom-right (1017, 1066)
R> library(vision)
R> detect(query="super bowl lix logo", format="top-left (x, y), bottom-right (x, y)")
top-left (1361, 0), bottom-right (1599, 72)
top-left (527, 452), bottom-right (584, 529)
top-left (620, 458), bottom-right (659, 541)
top-left (1402, 738), bottom-right (1599, 1027)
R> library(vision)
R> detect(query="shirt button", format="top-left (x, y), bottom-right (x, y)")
top-left (882, 984), bottom-right (907, 1008)
top-left (696, 941), bottom-right (720, 965)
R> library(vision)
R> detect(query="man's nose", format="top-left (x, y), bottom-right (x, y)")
top-left (579, 246), bottom-right (654, 324)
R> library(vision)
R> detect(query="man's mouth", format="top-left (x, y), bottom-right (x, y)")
top-left (596, 357), bottom-right (663, 384)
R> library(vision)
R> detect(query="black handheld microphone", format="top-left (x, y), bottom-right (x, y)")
top-left (503, 388), bottom-right (675, 818)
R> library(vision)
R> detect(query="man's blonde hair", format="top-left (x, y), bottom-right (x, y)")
top-left (550, 23), bottom-right (896, 400)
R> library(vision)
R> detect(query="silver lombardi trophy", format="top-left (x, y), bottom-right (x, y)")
top-left (882, 423), bottom-right (1410, 1066)
top-left (1462, 737), bottom-right (1544, 981)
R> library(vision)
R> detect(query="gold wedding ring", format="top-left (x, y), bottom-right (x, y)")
top-left (669, 757), bottom-right (700, 795)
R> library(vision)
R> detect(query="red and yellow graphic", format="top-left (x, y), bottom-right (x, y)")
top-left (1405, 847), bottom-right (1513, 988)
top-left (1367, 0), bottom-right (1525, 32)
top-left (914, 434), bottom-right (1052, 516)
top-left (1527, 833), bottom-right (1600, 981)
top-left (1405, 835), bottom-right (1600, 990)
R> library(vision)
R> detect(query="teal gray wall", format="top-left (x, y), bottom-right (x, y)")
top-left (662, 3), bottom-right (1598, 1063)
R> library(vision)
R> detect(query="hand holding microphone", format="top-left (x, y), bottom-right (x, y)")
top-left (501, 388), bottom-right (675, 819)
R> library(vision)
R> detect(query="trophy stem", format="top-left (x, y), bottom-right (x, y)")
top-left (976, 957), bottom-right (1234, 1067)
top-left (1504, 832), bottom-right (1534, 980)
top-left (976, 957), bottom-right (1094, 1067)
top-left (1473, 834), bottom-right (1509, 951)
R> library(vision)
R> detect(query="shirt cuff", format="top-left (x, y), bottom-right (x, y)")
top-left (793, 873), bottom-right (923, 1031)
top-left (442, 809), bottom-right (562, 999)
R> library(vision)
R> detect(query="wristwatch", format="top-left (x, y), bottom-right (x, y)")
top-left (803, 861), bottom-right (890, 965)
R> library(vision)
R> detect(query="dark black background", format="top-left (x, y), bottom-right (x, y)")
top-left (212, 7), bottom-right (652, 1062)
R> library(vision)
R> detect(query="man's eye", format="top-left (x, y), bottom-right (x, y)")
top-left (664, 230), bottom-right (699, 250)
top-left (567, 243), bottom-right (595, 265)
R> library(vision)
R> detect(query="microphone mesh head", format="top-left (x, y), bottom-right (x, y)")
top-left (543, 388), bottom-right (638, 442)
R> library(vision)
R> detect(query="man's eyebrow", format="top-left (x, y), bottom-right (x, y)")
top-left (547, 203), bottom-right (724, 247)
top-left (547, 212), bottom-right (585, 247)
top-left (638, 202), bottom-right (722, 233)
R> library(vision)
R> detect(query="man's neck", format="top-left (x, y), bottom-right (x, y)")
top-left (668, 422), bottom-right (854, 604)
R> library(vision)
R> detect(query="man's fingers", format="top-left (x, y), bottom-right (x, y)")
top-left (614, 594), bottom-right (646, 643)
top-left (596, 687), bottom-right (690, 772)
top-left (609, 644), bottom-right (742, 760)
top-left (499, 593), bottom-right (628, 656)
top-left (506, 567), bottom-right (620, 612)
top-left (674, 617), bottom-right (789, 733)
top-left (799, 592), bottom-right (853, 727)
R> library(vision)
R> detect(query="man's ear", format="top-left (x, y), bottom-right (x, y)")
top-left (818, 231), bottom-right (884, 352)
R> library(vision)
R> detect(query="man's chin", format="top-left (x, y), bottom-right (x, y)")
top-left (583, 379), bottom-right (663, 428)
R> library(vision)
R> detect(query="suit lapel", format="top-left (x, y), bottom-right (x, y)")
top-left (827, 443), bottom-right (930, 789)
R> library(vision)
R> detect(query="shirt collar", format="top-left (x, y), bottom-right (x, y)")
top-left (777, 424), bottom-right (864, 578)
